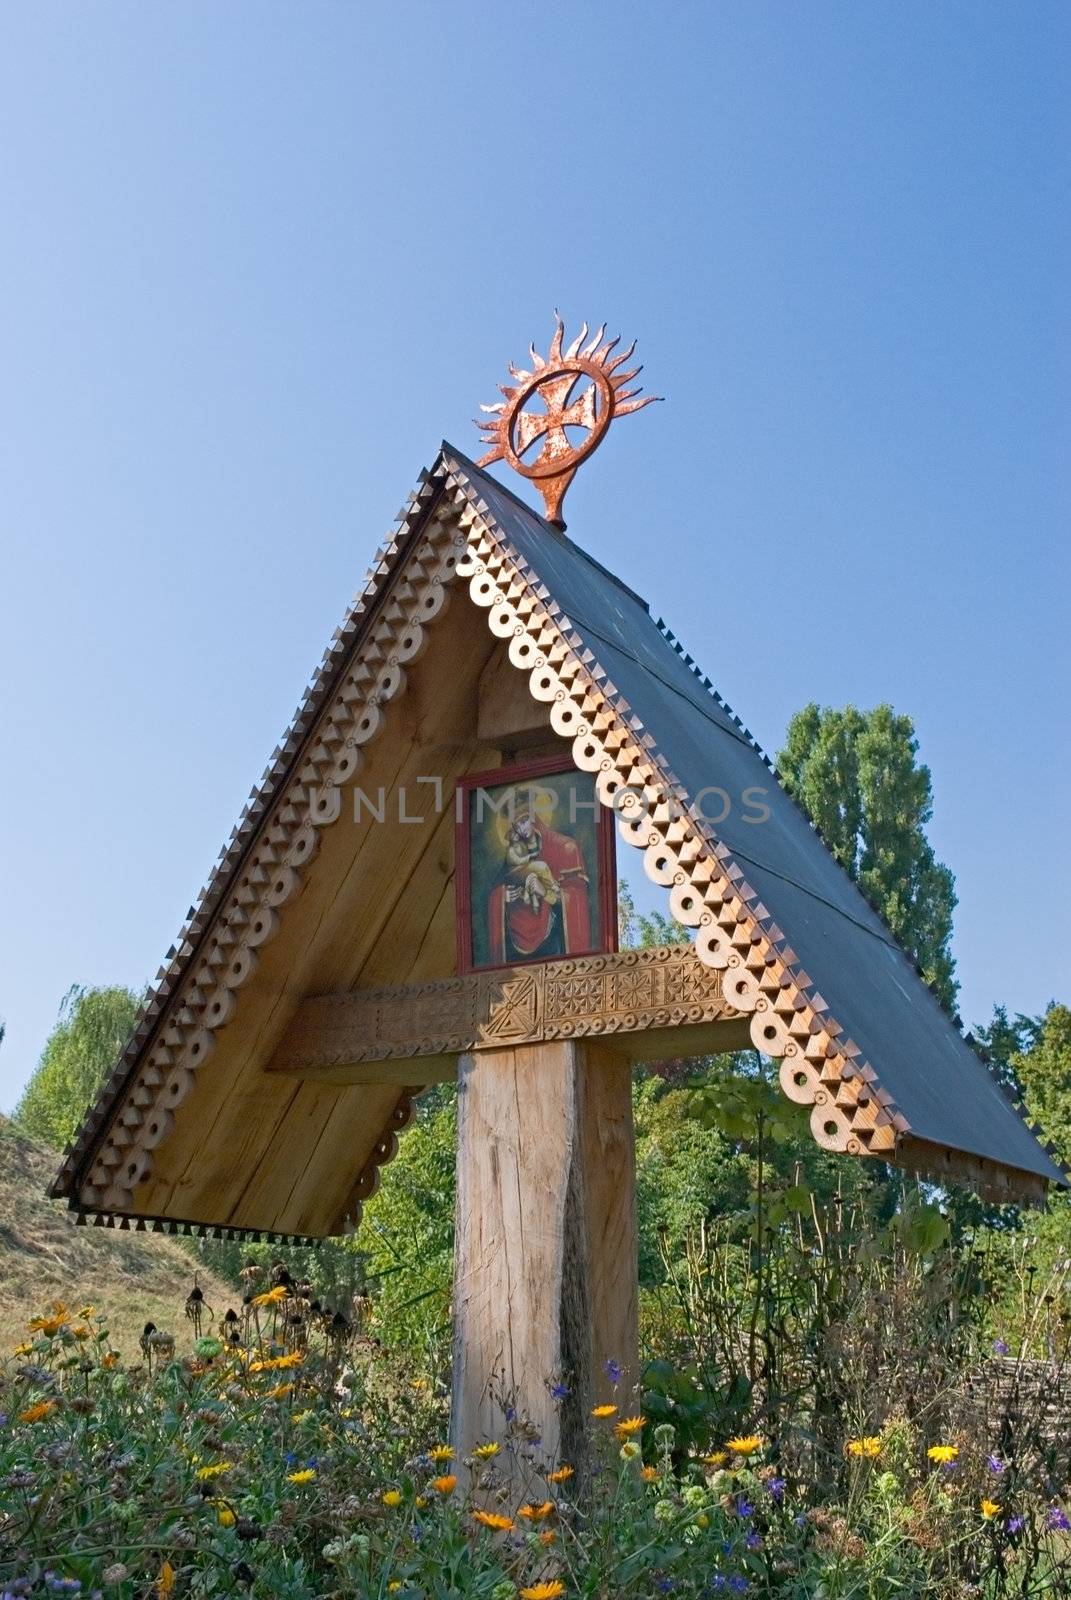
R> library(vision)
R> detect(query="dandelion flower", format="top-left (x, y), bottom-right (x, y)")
top-left (519, 1583), bottom-right (565, 1600)
top-left (726, 1436), bottom-right (763, 1456)
top-left (218, 1506), bottom-right (236, 1527)
top-left (155, 1562), bottom-right (176, 1599)
top-left (293, 1409), bottom-right (314, 1424)
top-left (519, 1500), bottom-right (555, 1521)
top-left (287, 1468), bottom-right (317, 1484)
top-left (981, 1499), bottom-right (1001, 1519)
top-left (266, 1382), bottom-right (294, 1401)
top-left (702, 1451), bottom-right (728, 1469)
top-left (472, 1509), bottom-right (514, 1530)
top-left (196, 1463), bottom-right (231, 1480)
top-left (429, 1444), bottom-right (455, 1463)
top-left (591, 1404), bottom-right (617, 1419)
top-left (18, 1399), bottom-right (59, 1424)
top-left (431, 1474), bottom-right (457, 1494)
top-left (28, 1302), bottom-right (68, 1336)
top-left (539, 1529), bottom-right (557, 1546)
top-left (547, 1465), bottom-right (574, 1483)
top-left (927, 1445), bottom-right (958, 1464)
top-left (12, 1341), bottom-right (33, 1357)
top-left (382, 1489), bottom-right (402, 1507)
top-left (614, 1415), bottom-right (645, 1438)
top-left (846, 1437), bottom-right (881, 1459)
top-left (619, 1441), bottom-right (641, 1461)
top-left (473, 1442), bottom-right (501, 1459)
top-left (641, 1466), bottom-right (659, 1482)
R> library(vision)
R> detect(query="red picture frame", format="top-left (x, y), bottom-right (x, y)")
top-left (455, 753), bottom-right (618, 975)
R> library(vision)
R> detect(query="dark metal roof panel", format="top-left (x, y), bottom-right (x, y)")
top-left (447, 446), bottom-right (1062, 1186)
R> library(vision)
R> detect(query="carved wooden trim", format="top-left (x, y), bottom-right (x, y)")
top-left (269, 945), bottom-right (740, 1072)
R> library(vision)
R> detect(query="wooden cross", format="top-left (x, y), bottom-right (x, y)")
top-left (269, 944), bottom-right (753, 1462)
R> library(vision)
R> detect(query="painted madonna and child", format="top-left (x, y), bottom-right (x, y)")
top-left (456, 758), bottom-right (617, 973)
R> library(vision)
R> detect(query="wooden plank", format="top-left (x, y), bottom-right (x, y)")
top-left (451, 1038), bottom-right (638, 1473)
top-left (476, 639), bottom-right (556, 749)
top-left (267, 945), bottom-right (746, 1077)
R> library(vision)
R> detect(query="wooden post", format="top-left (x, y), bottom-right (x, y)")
top-left (451, 1038), bottom-right (638, 1471)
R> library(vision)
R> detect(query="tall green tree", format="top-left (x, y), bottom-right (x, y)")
top-left (778, 703), bottom-right (958, 1007)
top-left (15, 984), bottom-right (141, 1150)
top-left (1014, 1004), bottom-right (1071, 1168)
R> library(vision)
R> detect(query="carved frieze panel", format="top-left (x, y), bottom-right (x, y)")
top-left (271, 945), bottom-right (732, 1072)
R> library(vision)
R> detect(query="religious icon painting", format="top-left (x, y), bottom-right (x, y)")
top-left (455, 754), bottom-right (618, 974)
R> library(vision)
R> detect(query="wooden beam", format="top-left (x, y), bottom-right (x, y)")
top-left (265, 944), bottom-right (750, 1082)
top-left (450, 1039), bottom-right (638, 1471)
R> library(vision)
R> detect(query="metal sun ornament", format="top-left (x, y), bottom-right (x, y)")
top-left (476, 313), bottom-right (662, 527)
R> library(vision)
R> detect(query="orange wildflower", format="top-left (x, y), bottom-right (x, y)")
top-left (473, 1509), bottom-right (514, 1530)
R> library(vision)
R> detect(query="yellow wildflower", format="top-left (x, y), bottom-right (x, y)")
top-left (18, 1399), bottom-right (59, 1424)
top-left (927, 1445), bottom-right (959, 1464)
top-left (431, 1473), bottom-right (457, 1494)
top-left (265, 1382), bottom-right (294, 1401)
top-left (725, 1435), bottom-right (763, 1456)
top-left (702, 1452), bottom-right (728, 1469)
top-left (72, 1325), bottom-right (91, 1340)
top-left (287, 1468), bottom-right (317, 1484)
top-left (251, 1285), bottom-right (289, 1308)
top-left (79, 1305), bottom-right (96, 1319)
top-left (614, 1415), bottom-right (645, 1438)
top-left (415, 1494), bottom-right (428, 1508)
top-left (981, 1499), bottom-right (1001, 1518)
top-left (28, 1304), bottom-right (68, 1337)
top-left (547, 1465), bottom-right (574, 1483)
top-left (847, 1437), bottom-right (881, 1459)
top-left (388, 1586), bottom-right (402, 1594)
top-left (429, 1444), bottom-right (455, 1463)
top-left (473, 1509), bottom-right (514, 1530)
top-left (155, 1564), bottom-right (176, 1600)
top-left (196, 1463), bottom-right (231, 1480)
top-left (519, 1583), bottom-right (565, 1600)
top-left (620, 1441), bottom-right (641, 1460)
top-left (411, 1377), bottom-right (429, 1392)
top-left (641, 1465), bottom-right (659, 1482)
top-left (12, 1342), bottom-right (33, 1357)
top-left (591, 1404), bottom-right (617, 1419)
top-left (382, 1489), bottom-right (403, 1507)
top-left (102, 1352), bottom-right (120, 1370)
top-left (539, 1529), bottom-right (557, 1546)
top-left (473, 1442), bottom-right (501, 1459)
top-left (218, 1506), bottom-right (236, 1527)
top-left (519, 1500), bottom-right (555, 1522)
top-left (293, 1409), bottom-right (315, 1424)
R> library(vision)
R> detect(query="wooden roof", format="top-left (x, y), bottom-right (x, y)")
top-left (52, 447), bottom-right (1066, 1239)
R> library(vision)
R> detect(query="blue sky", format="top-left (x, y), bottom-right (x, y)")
top-left (1, 2), bottom-right (1068, 1107)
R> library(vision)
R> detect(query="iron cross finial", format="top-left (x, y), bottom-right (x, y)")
top-left (475, 313), bottom-right (662, 528)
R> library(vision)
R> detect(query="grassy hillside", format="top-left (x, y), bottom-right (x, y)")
top-left (0, 1115), bottom-right (234, 1354)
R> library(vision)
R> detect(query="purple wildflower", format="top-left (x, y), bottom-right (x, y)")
top-left (745, 1532), bottom-right (762, 1550)
top-left (767, 1476), bottom-right (786, 1502)
top-left (550, 1382), bottom-right (569, 1401)
top-left (1047, 1506), bottom-right (1071, 1532)
top-left (993, 1339), bottom-right (1010, 1356)
top-left (1007, 1515), bottom-right (1026, 1533)
top-left (736, 1497), bottom-right (754, 1518)
top-left (987, 1455), bottom-right (1006, 1475)
top-left (605, 1357), bottom-right (623, 1386)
